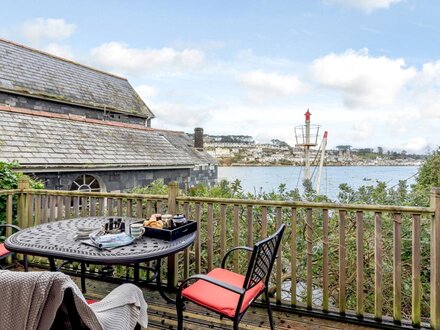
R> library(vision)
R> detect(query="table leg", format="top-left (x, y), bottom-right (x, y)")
top-left (81, 262), bottom-right (86, 293)
top-left (134, 263), bottom-right (140, 285)
top-left (49, 257), bottom-right (56, 271)
top-left (155, 257), bottom-right (175, 304)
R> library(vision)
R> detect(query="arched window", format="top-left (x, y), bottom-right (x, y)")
top-left (70, 174), bottom-right (101, 192)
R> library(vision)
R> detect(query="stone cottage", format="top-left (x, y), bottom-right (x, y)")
top-left (0, 38), bottom-right (217, 192)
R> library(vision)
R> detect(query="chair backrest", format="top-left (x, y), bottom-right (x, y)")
top-left (243, 224), bottom-right (286, 290)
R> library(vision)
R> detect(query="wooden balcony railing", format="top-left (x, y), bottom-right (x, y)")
top-left (1, 178), bottom-right (439, 329)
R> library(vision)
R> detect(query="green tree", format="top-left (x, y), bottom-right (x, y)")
top-left (414, 148), bottom-right (440, 192)
top-left (0, 161), bottom-right (43, 226)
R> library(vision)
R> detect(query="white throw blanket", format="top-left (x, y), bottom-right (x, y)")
top-left (0, 270), bottom-right (148, 330)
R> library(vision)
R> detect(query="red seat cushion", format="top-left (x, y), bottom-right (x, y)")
top-left (0, 243), bottom-right (11, 258)
top-left (86, 299), bottom-right (98, 304)
top-left (181, 268), bottom-right (265, 318)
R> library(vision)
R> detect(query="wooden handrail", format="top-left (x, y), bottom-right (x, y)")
top-left (0, 189), bottom-right (20, 195)
top-left (20, 189), bottom-right (167, 200)
top-left (0, 188), bottom-right (433, 214)
top-left (176, 195), bottom-right (433, 214)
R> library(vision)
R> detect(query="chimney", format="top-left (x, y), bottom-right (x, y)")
top-left (194, 127), bottom-right (204, 151)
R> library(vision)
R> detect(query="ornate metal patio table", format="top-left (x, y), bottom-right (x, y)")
top-left (5, 216), bottom-right (196, 303)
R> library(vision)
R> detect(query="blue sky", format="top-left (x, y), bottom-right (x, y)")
top-left (1, 0), bottom-right (439, 152)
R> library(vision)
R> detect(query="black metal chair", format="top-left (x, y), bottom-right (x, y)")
top-left (176, 224), bottom-right (285, 330)
top-left (0, 224), bottom-right (28, 271)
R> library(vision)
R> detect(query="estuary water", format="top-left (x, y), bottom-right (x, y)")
top-left (218, 166), bottom-right (420, 200)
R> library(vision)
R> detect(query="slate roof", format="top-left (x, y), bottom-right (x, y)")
top-left (0, 38), bottom-right (154, 119)
top-left (0, 106), bottom-right (216, 170)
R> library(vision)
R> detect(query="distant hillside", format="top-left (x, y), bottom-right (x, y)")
top-left (188, 133), bottom-right (425, 166)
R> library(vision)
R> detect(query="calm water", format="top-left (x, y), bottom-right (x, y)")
top-left (218, 166), bottom-right (420, 200)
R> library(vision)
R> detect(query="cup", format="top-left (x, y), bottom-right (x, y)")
top-left (162, 214), bottom-right (173, 228)
top-left (130, 223), bottom-right (145, 239)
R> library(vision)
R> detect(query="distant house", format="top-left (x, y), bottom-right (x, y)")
top-left (0, 38), bottom-right (217, 192)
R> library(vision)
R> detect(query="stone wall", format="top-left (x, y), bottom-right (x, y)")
top-left (0, 91), bottom-right (147, 126)
top-left (27, 167), bottom-right (217, 192)
top-left (189, 165), bottom-right (217, 187)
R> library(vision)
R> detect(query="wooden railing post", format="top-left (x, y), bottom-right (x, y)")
top-left (167, 181), bottom-right (179, 288)
top-left (17, 177), bottom-right (30, 228)
top-left (430, 187), bottom-right (440, 329)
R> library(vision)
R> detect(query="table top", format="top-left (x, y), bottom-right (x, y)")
top-left (5, 217), bottom-right (196, 264)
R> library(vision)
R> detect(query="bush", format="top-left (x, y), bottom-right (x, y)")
top-left (0, 161), bottom-right (43, 225)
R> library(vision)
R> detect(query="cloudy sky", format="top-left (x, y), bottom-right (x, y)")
top-left (1, 0), bottom-right (439, 153)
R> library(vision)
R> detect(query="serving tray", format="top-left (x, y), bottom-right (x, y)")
top-left (142, 220), bottom-right (197, 241)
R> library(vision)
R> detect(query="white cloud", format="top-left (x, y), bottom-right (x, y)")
top-left (151, 102), bottom-right (218, 129)
top-left (408, 61), bottom-right (440, 118)
top-left (311, 49), bottom-right (416, 108)
top-left (412, 91), bottom-right (440, 118)
top-left (324, 0), bottom-right (402, 13)
top-left (403, 137), bottom-right (428, 152)
top-left (91, 42), bottom-right (205, 75)
top-left (21, 18), bottom-right (76, 44)
top-left (136, 85), bottom-right (158, 100)
top-left (43, 43), bottom-right (74, 60)
top-left (238, 70), bottom-right (307, 98)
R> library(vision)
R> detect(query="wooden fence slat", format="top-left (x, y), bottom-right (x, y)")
top-left (375, 212), bottom-right (383, 321)
top-left (322, 209), bottom-right (329, 312)
top-left (207, 203), bottom-right (214, 272)
top-left (220, 204), bottom-right (226, 259)
top-left (65, 196), bottom-right (71, 219)
top-left (17, 189), bottom-right (26, 228)
top-left (276, 207), bottom-right (282, 304)
top-left (412, 214), bottom-right (421, 327)
top-left (6, 194), bottom-right (13, 264)
top-left (27, 194), bottom-right (33, 227)
top-left (306, 208), bottom-right (313, 309)
top-left (57, 195), bottom-right (63, 221)
top-left (136, 199), bottom-right (142, 218)
top-left (247, 205), bottom-right (253, 247)
top-left (41, 195), bottom-right (47, 223)
top-left (89, 197), bottom-right (96, 217)
top-left (73, 197), bottom-right (80, 217)
top-left (146, 201), bottom-right (152, 217)
top-left (49, 195), bottom-right (55, 222)
top-left (233, 205), bottom-right (239, 273)
top-left (339, 210), bottom-right (346, 315)
top-left (117, 199), bottom-right (123, 216)
top-left (6, 194), bottom-right (13, 236)
top-left (194, 203), bottom-right (201, 274)
top-left (107, 198), bottom-right (114, 216)
top-left (393, 213), bottom-right (402, 323)
top-left (291, 208), bottom-right (297, 307)
top-left (183, 202), bottom-right (190, 279)
top-left (81, 197), bottom-right (87, 217)
top-left (98, 198), bottom-right (104, 216)
top-left (156, 201), bottom-right (162, 214)
top-left (262, 206), bottom-right (268, 239)
top-left (127, 199), bottom-right (132, 217)
top-left (356, 211), bottom-right (364, 318)
top-left (220, 204), bottom-right (227, 259)
top-left (34, 195), bottom-right (41, 226)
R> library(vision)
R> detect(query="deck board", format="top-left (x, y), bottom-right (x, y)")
top-left (70, 275), bottom-right (372, 330)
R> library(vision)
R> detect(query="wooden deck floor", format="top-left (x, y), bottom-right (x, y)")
top-left (71, 276), bottom-right (373, 330)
